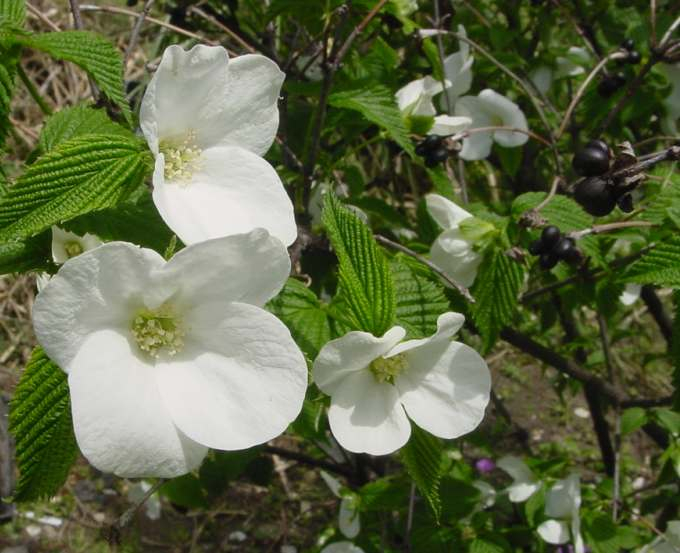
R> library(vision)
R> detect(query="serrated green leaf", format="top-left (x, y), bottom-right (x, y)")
top-left (0, 134), bottom-right (151, 241)
top-left (39, 104), bottom-right (132, 153)
top-left (639, 167), bottom-right (680, 225)
top-left (18, 31), bottom-right (130, 121)
top-left (623, 236), bottom-right (680, 287)
top-left (322, 193), bottom-right (395, 336)
top-left (673, 290), bottom-right (680, 410)
top-left (329, 84), bottom-right (414, 156)
top-left (472, 247), bottom-right (524, 351)
top-left (0, 0), bottom-right (24, 28)
top-left (392, 256), bottom-right (449, 339)
top-left (583, 513), bottom-right (640, 553)
top-left (400, 425), bottom-right (445, 522)
top-left (267, 277), bottom-right (332, 360)
top-left (0, 231), bottom-right (49, 273)
top-left (0, 47), bottom-right (17, 147)
top-left (9, 347), bottom-right (78, 501)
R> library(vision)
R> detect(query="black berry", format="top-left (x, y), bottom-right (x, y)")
top-left (416, 135), bottom-right (443, 157)
top-left (529, 239), bottom-right (545, 255)
top-left (541, 225), bottom-right (561, 248)
top-left (585, 139), bottom-right (609, 155)
top-left (539, 252), bottom-right (559, 270)
top-left (617, 193), bottom-right (634, 213)
top-left (627, 51), bottom-right (641, 64)
top-left (572, 146), bottom-right (610, 177)
top-left (574, 179), bottom-right (617, 216)
top-left (621, 38), bottom-right (634, 50)
top-left (597, 73), bottom-right (626, 97)
top-left (554, 237), bottom-right (579, 264)
top-left (425, 147), bottom-right (449, 167)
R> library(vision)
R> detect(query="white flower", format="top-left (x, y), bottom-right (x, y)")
top-left (530, 66), bottom-right (554, 96)
top-left (661, 64), bottom-right (680, 136)
top-left (473, 480), bottom-right (497, 509)
top-left (51, 226), bottom-right (102, 264)
top-left (321, 542), bottom-right (365, 553)
top-left (620, 283), bottom-right (642, 306)
top-left (140, 45), bottom-right (297, 247)
top-left (555, 47), bottom-right (591, 78)
top-left (32, 230), bottom-right (307, 478)
top-left (454, 89), bottom-right (529, 160)
top-left (320, 471), bottom-right (360, 539)
top-left (441, 25), bottom-right (474, 112)
top-left (425, 194), bottom-right (484, 288)
top-left (497, 455), bottom-right (541, 502)
top-left (312, 312), bottom-right (490, 455)
top-left (537, 474), bottom-right (585, 553)
top-left (640, 520), bottom-right (680, 553)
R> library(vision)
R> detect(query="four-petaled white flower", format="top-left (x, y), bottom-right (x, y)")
top-left (497, 455), bottom-right (541, 502)
top-left (441, 25), bottom-right (474, 112)
top-left (661, 64), bottom-right (680, 136)
top-left (537, 473), bottom-right (585, 553)
top-left (312, 312), bottom-right (490, 455)
top-left (395, 76), bottom-right (471, 136)
top-left (51, 226), bottom-right (102, 264)
top-left (640, 520), bottom-right (680, 553)
top-left (426, 194), bottom-right (486, 288)
top-left (32, 230), bottom-right (307, 478)
top-left (454, 89), bottom-right (529, 160)
top-left (140, 45), bottom-right (297, 247)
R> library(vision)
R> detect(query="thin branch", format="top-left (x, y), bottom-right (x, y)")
top-left (68, 0), bottom-right (100, 101)
top-left (569, 221), bottom-right (655, 240)
top-left (432, 0), bottom-right (451, 111)
top-left (332, 0), bottom-right (389, 71)
top-left (123, 0), bottom-right (155, 68)
top-left (25, 2), bottom-right (61, 31)
top-left (374, 235), bottom-right (475, 302)
top-left (16, 64), bottom-right (53, 116)
top-left (117, 479), bottom-right (164, 529)
top-left (659, 14), bottom-right (680, 49)
top-left (620, 395), bottom-right (674, 408)
top-left (263, 445), bottom-right (353, 478)
top-left (187, 6), bottom-right (257, 53)
top-left (449, 125), bottom-right (552, 147)
top-left (640, 285), bottom-right (674, 345)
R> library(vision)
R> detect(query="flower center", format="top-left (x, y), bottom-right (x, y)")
top-left (131, 305), bottom-right (184, 358)
top-left (369, 353), bottom-right (408, 384)
top-left (63, 241), bottom-right (83, 258)
top-left (159, 130), bottom-right (202, 183)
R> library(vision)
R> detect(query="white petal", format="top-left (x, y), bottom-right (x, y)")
top-left (313, 326), bottom-right (406, 394)
top-left (507, 481), bottom-right (542, 503)
top-left (395, 340), bottom-right (490, 439)
top-left (572, 515), bottom-right (585, 553)
top-left (454, 95), bottom-right (494, 160)
top-left (545, 473), bottom-right (580, 520)
top-left (425, 193), bottom-right (473, 230)
top-left (429, 229), bottom-right (482, 288)
top-left (32, 242), bottom-right (167, 371)
top-left (477, 89), bottom-right (529, 148)
top-left (156, 302), bottom-right (307, 450)
top-left (320, 470), bottom-right (343, 497)
top-left (395, 77), bottom-right (443, 117)
top-left (321, 542), bottom-right (365, 553)
top-left (339, 497), bottom-right (360, 538)
top-left (620, 283), bottom-right (641, 305)
top-left (537, 519), bottom-right (570, 545)
top-left (388, 312), bottom-right (465, 356)
top-left (497, 455), bottom-right (540, 502)
top-left (51, 226), bottom-right (102, 264)
top-left (68, 329), bottom-right (207, 477)
top-left (327, 369), bottom-right (411, 455)
top-left (396, 79), bottom-right (426, 113)
top-left (473, 480), bottom-right (497, 508)
top-left (141, 46), bottom-right (284, 156)
top-left (163, 230), bottom-right (290, 309)
top-left (429, 115), bottom-right (472, 136)
top-left (152, 145), bottom-right (297, 246)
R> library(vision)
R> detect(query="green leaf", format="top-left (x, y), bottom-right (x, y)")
top-left (620, 407), bottom-right (649, 435)
top-left (322, 193), bottom-right (395, 336)
top-left (623, 236), bottom-right (680, 287)
top-left (0, 134), bottom-right (151, 241)
top-left (329, 84), bottom-right (414, 156)
top-left (9, 347), bottom-right (78, 501)
top-left (672, 290), bottom-right (680, 410)
top-left (469, 536), bottom-right (511, 553)
top-left (18, 31), bottom-right (130, 121)
top-left (400, 425), bottom-right (445, 522)
top-left (160, 474), bottom-right (208, 508)
top-left (0, 0), bottom-right (24, 28)
top-left (198, 448), bottom-right (261, 500)
top-left (392, 256), bottom-right (449, 339)
top-left (267, 278), bottom-right (331, 360)
top-left (583, 513), bottom-right (640, 553)
top-left (0, 232), bottom-right (50, 273)
top-left (39, 104), bottom-right (132, 153)
top-left (472, 247), bottom-right (524, 351)
top-left (0, 47), bottom-right (17, 147)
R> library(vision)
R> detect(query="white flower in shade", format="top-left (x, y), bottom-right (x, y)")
top-left (51, 226), bottom-right (102, 264)
top-left (454, 89), bottom-right (529, 160)
top-left (640, 520), bottom-right (680, 553)
top-left (537, 474), bottom-right (585, 553)
top-left (140, 45), bottom-right (297, 247)
top-left (473, 480), bottom-right (497, 509)
top-left (661, 64), bottom-right (680, 135)
top-left (497, 456), bottom-right (541, 502)
top-left (425, 194), bottom-right (487, 288)
top-left (320, 471), bottom-right (360, 539)
top-left (555, 47), bottom-right (591, 78)
top-left (32, 230), bottom-right (307, 478)
top-left (620, 283), bottom-right (642, 306)
top-left (321, 543), bottom-right (365, 553)
top-left (441, 25), bottom-right (474, 112)
top-left (312, 312), bottom-right (491, 455)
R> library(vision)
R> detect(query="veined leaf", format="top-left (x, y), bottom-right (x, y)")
top-left (9, 347), bottom-right (78, 501)
top-left (0, 47), bottom-right (17, 147)
top-left (623, 236), bottom-right (680, 287)
top-left (18, 31), bottom-right (130, 121)
top-left (329, 84), bottom-right (414, 156)
top-left (0, 133), bottom-right (151, 241)
top-left (472, 247), bottom-right (524, 351)
top-left (267, 277), bottom-right (332, 360)
top-left (39, 104), bottom-right (133, 153)
top-left (322, 193), bottom-right (395, 336)
top-left (400, 425), bottom-right (445, 522)
top-left (672, 290), bottom-right (680, 410)
top-left (0, 232), bottom-right (50, 273)
top-left (0, 0), bottom-right (25, 28)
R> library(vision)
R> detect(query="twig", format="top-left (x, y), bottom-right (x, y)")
top-left (527, 176), bottom-right (563, 219)
top-left (374, 235), bottom-right (475, 303)
top-left (263, 445), bottom-right (353, 478)
top-left (332, 0), bottom-right (389, 71)
top-left (25, 2), bottom-right (61, 31)
top-left (650, 0), bottom-right (658, 47)
top-left (569, 221), bottom-right (655, 239)
top-left (620, 395), bottom-right (674, 408)
top-left (659, 14), bottom-right (680, 49)
top-left (187, 6), bottom-right (257, 53)
top-left (16, 64), bottom-right (53, 116)
top-left (640, 285), bottom-right (674, 345)
top-left (405, 482), bottom-right (416, 552)
top-left (114, 479), bottom-right (164, 530)
top-left (68, 0), bottom-right (100, 101)
top-left (432, 0), bottom-right (451, 111)
top-left (123, 0), bottom-right (155, 68)
top-left (449, 125), bottom-right (552, 147)
top-left (457, 158), bottom-right (468, 204)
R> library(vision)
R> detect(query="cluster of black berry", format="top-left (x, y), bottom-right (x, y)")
top-left (415, 136), bottom-right (449, 167)
top-left (572, 140), bottom-right (633, 216)
top-left (529, 226), bottom-right (581, 269)
top-left (619, 39), bottom-right (642, 65)
top-left (597, 40), bottom-right (641, 97)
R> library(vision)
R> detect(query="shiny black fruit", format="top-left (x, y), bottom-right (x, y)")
top-left (572, 146), bottom-right (610, 177)
top-left (627, 51), bottom-right (641, 64)
top-left (585, 139), bottom-right (609, 154)
top-left (554, 237), bottom-right (580, 264)
top-left (574, 179), bottom-right (617, 216)
top-left (415, 135), bottom-right (442, 156)
top-left (597, 73), bottom-right (626, 97)
top-left (617, 193), bottom-right (634, 213)
top-left (621, 38), bottom-right (634, 50)
top-left (425, 147), bottom-right (449, 167)
top-left (541, 225), bottom-right (561, 248)
top-left (539, 252), bottom-right (559, 270)
top-left (529, 239), bottom-right (545, 255)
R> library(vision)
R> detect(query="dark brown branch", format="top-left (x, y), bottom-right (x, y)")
top-left (640, 285), bottom-right (674, 346)
top-left (263, 445), bottom-right (353, 478)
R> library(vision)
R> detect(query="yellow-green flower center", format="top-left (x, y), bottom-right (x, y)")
top-left (159, 130), bottom-right (202, 182)
top-left (369, 353), bottom-right (408, 384)
top-left (131, 305), bottom-right (184, 358)
top-left (64, 241), bottom-right (83, 258)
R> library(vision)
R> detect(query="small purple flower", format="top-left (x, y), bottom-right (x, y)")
top-left (475, 458), bottom-right (496, 474)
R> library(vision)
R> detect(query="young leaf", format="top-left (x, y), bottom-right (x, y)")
top-left (0, 0), bottom-right (25, 28)
top-left (623, 236), bottom-right (680, 287)
top-left (329, 84), bottom-right (414, 156)
top-left (0, 133), bottom-right (151, 241)
top-left (9, 347), bottom-right (78, 501)
top-left (400, 425), bottom-right (445, 522)
top-left (18, 31), bottom-right (130, 121)
top-left (322, 193), bottom-right (395, 336)
top-left (472, 247), bottom-right (524, 351)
